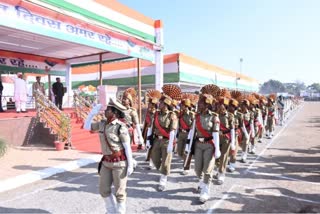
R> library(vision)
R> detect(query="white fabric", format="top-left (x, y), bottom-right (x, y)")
top-left (104, 195), bottom-right (116, 214)
top-left (135, 123), bottom-right (144, 145)
top-left (199, 184), bottom-right (210, 202)
top-left (15, 101), bottom-right (26, 112)
top-left (167, 130), bottom-right (175, 153)
top-left (83, 104), bottom-right (102, 130)
top-left (123, 141), bottom-right (133, 176)
top-left (146, 140), bottom-right (151, 149)
top-left (159, 174), bottom-right (167, 186)
top-left (14, 78), bottom-right (27, 102)
top-left (250, 122), bottom-right (255, 138)
top-left (230, 129), bottom-right (236, 150)
top-left (263, 116), bottom-right (267, 127)
top-left (117, 201), bottom-right (126, 214)
top-left (212, 132), bottom-right (221, 158)
top-left (241, 126), bottom-right (249, 139)
top-left (146, 127), bottom-right (152, 137)
top-left (184, 143), bottom-right (190, 153)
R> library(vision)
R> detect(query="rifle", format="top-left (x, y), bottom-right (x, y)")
top-left (144, 120), bottom-right (155, 161)
top-left (184, 119), bottom-right (196, 168)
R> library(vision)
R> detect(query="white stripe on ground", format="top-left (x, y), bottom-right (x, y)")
top-left (206, 185), bottom-right (237, 214)
top-left (247, 170), bottom-right (320, 186)
top-left (207, 183), bottom-right (319, 214)
top-left (0, 154), bottom-right (101, 193)
top-left (245, 104), bottom-right (304, 173)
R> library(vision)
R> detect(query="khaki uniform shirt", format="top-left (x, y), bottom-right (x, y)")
top-left (91, 119), bottom-right (130, 156)
top-left (267, 105), bottom-right (276, 117)
top-left (242, 110), bottom-right (253, 130)
top-left (179, 109), bottom-right (194, 130)
top-left (234, 111), bottom-right (244, 129)
top-left (153, 110), bottom-right (178, 136)
top-left (123, 107), bottom-right (139, 126)
top-left (195, 111), bottom-right (220, 138)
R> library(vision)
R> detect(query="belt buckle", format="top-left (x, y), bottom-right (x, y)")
top-left (158, 136), bottom-right (163, 139)
top-left (198, 138), bottom-right (204, 142)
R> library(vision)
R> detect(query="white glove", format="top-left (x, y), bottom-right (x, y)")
top-left (135, 123), bottom-right (144, 145)
top-left (250, 122), bottom-right (255, 137)
top-left (212, 131), bottom-right (221, 158)
top-left (230, 129), bottom-right (236, 151)
top-left (167, 130), bottom-right (175, 154)
top-left (184, 144), bottom-right (190, 154)
top-left (241, 126), bottom-right (249, 139)
top-left (146, 140), bottom-right (151, 149)
top-left (122, 141), bottom-right (133, 176)
top-left (91, 104), bottom-right (102, 115)
top-left (83, 104), bottom-right (102, 130)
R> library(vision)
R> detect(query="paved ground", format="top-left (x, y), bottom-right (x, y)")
top-left (0, 102), bottom-right (319, 213)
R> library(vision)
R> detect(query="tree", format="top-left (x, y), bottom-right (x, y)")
top-left (259, 79), bottom-right (285, 94)
top-left (307, 83), bottom-right (320, 93)
top-left (284, 80), bottom-right (306, 96)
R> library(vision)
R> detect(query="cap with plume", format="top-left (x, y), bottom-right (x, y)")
top-left (181, 93), bottom-right (193, 107)
top-left (146, 89), bottom-right (161, 104)
top-left (123, 87), bottom-right (137, 106)
top-left (161, 84), bottom-right (182, 106)
top-left (200, 84), bottom-right (220, 99)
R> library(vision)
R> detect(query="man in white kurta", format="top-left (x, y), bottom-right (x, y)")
top-left (14, 73), bottom-right (28, 113)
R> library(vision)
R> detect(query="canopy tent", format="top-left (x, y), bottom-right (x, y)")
top-left (71, 53), bottom-right (260, 93)
top-left (0, 0), bottom-right (164, 107)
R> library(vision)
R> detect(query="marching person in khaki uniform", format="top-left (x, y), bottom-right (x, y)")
top-left (146, 84), bottom-right (181, 191)
top-left (239, 99), bottom-right (255, 163)
top-left (143, 89), bottom-right (161, 170)
top-left (266, 95), bottom-right (276, 139)
top-left (216, 95), bottom-right (235, 185)
top-left (84, 98), bottom-right (133, 214)
top-left (192, 84), bottom-right (221, 203)
top-left (176, 93), bottom-right (195, 175)
top-left (258, 97), bottom-right (268, 143)
top-left (121, 88), bottom-right (144, 150)
top-left (248, 97), bottom-right (260, 155)
top-left (227, 97), bottom-right (243, 173)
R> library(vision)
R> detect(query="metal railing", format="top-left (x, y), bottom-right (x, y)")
top-left (34, 90), bottom-right (72, 149)
top-left (73, 92), bottom-right (103, 124)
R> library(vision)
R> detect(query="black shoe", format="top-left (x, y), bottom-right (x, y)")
top-left (16, 111), bottom-right (21, 113)
top-left (0, 110), bottom-right (4, 112)
top-left (21, 110), bottom-right (28, 113)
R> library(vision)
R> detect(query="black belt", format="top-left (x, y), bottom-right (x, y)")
top-left (155, 135), bottom-right (168, 139)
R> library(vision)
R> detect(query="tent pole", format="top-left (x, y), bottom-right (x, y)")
top-left (99, 53), bottom-right (102, 86)
top-left (137, 58), bottom-right (142, 123)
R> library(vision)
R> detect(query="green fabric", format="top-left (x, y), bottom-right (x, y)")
top-left (39, 0), bottom-right (155, 43)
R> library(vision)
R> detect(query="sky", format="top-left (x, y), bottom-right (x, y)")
top-left (118, 0), bottom-right (320, 85)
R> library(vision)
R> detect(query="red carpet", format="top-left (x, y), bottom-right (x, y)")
top-left (0, 109), bottom-right (36, 119)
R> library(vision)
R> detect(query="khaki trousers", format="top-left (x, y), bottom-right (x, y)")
top-left (266, 116), bottom-right (275, 133)
top-left (99, 161), bottom-right (128, 203)
top-left (241, 127), bottom-right (250, 153)
top-left (218, 137), bottom-right (231, 173)
top-left (151, 138), bottom-right (172, 175)
top-left (229, 134), bottom-right (239, 164)
top-left (177, 132), bottom-right (188, 158)
top-left (194, 142), bottom-right (215, 184)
